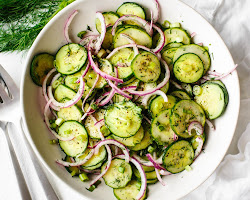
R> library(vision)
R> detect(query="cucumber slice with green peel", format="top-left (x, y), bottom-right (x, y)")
top-left (147, 178), bottom-right (158, 184)
top-left (84, 59), bottom-right (114, 89)
top-left (102, 27), bottom-right (114, 50)
top-left (85, 109), bottom-right (110, 139)
top-left (54, 84), bottom-right (82, 108)
top-left (173, 53), bottom-right (204, 83)
top-left (163, 140), bottom-right (194, 174)
top-left (105, 101), bottom-right (142, 138)
top-left (75, 146), bottom-right (107, 169)
top-left (151, 109), bottom-right (176, 146)
top-left (131, 51), bottom-right (161, 83)
top-left (170, 100), bottom-right (206, 138)
top-left (83, 161), bottom-right (103, 170)
top-left (134, 167), bottom-right (157, 180)
top-left (95, 12), bottom-right (120, 33)
top-left (206, 80), bottom-right (229, 106)
top-left (112, 93), bottom-right (129, 103)
top-left (58, 121), bottom-right (88, 157)
top-left (102, 158), bottom-right (132, 189)
top-left (171, 90), bottom-right (191, 100)
top-left (112, 126), bottom-right (144, 147)
top-left (161, 47), bottom-right (178, 71)
top-left (120, 77), bottom-right (140, 87)
top-left (191, 132), bottom-right (206, 150)
top-left (165, 42), bottom-right (184, 49)
top-left (57, 98), bottom-right (83, 122)
top-left (116, 2), bottom-right (146, 20)
top-left (113, 180), bottom-right (147, 200)
top-left (164, 28), bottom-right (191, 45)
top-left (64, 71), bottom-right (93, 99)
top-left (55, 43), bottom-right (87, 75)
top-left (114, 26), bottom-right (152, 48)
top-left (173, 44), bottom-right (211, 74)
top-left (149, 95), bottom-right (177, 117)
top-left (194, 82), bottom-right (227, 119)
top-left (108, 47), bottom-right (134, 80)
top-left (30, 53), bottom-right (55, 86)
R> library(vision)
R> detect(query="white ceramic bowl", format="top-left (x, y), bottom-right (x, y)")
top-left (21, 0), bottom-right (240, 199)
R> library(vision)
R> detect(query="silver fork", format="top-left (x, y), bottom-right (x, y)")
top-left (0, 64), bottom-right (58, 200)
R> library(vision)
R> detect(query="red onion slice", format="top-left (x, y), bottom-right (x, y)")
top-left (197, 43), bottom-right (203, 46)
top-left (207, 70), bottom-right (221, 77)
top-left (94, 139), bottom-right (130, 163)
top-left (81, 99), bottom-right (95, 120)
top-left (128, 59), bottom-right (170, 96)
top-left (153, 0), bottom-right (159, 23)
top-left (107, 79), bottom-right (132, 99)
top-left (194, 137), bottom-right (204, 159)
top-left (88, 49), bottom-right (123, 83)
top-left (120, 33), bottom-right (139, 56)
top-left (44, 100), bottom-right (75, 141)
top-left (151, 24), bottom-right (165, 53)
top-left (112, 15), bottom-right (153, 36)
top-left (149, 10), bottom-right (153, 33)
top-left (56, 149), bottom-right (95, 167)
top-left (94, 119), bottom-right (104, 126)
top-left (155, 168), bottom-right (166, 186)
top-left (115, 155), bottom-right (147, 200)
top-left (47, 77), bottom-right (85, 108)
top-left (50, 73), bottom-right (61, 87)
top-left (64, 10), bottom-right (78, 43)
top-left (188, 121), bottom-right (203, 136)
top-left (205, 119), bottom-right (216, 131)
top-left (132, 154), bottom-right (153, 167)
top-left (141, 90), bottom-right (168, 107)
top-left (146, 153), bottom-right (165, 170)
top-left (99, 89), bottom-right (116, 106)
top-left (160, 170), bottom-right (172, 176)
top-left (191, 32), bottom-right (197, 38)
top-left (143, 115), bottom-right (151, 125)
top-left (203, 64), bottom-right (238, 80)
top-left (170, 80), bottom-right (183, 90)
top-left (42, 68), bottom-right (60, 111)
top-left (94, 12), bottom-right (106, 54)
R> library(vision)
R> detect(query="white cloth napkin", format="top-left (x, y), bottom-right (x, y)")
top-left (0, 0), bottom-right (250, 199)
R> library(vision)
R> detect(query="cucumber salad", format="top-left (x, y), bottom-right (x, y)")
top-left (30, 1), bottom-right (236, 199)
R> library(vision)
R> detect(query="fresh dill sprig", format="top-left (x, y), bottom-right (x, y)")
top-left (0, 0), bottom-right (75, 52)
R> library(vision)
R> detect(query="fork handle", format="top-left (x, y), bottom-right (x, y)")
top-left (1, 123), bottom-right (32, 200)
top-left (8, 120), bottom-right (59, 200)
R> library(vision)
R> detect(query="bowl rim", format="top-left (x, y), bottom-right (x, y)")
top-left (20, 0), bottom-right (240, 199)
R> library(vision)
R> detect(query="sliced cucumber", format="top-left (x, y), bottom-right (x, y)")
top-left (149, 95), bottom-right (177, 117)
top-left (194, 82), bottom-right (227, 119)
top-left (130, 125), bottom-right (152, 151)
top-left (170, 90), bottom-right (191, 100)
top-left (112, 93), bottom-right (129, 103)
top-left (170, 100), bottom-right (205, 138)
top-left (105, 101), bottom-right (142, 138)
top-left (131, 51), bottom-right (161, 83)
top-left (84, 109), bottom-right (110, 139)
top-left (147, 178), bottom-right (158, 184)
top-left (173, 44), bottom-right (211, 74)
top-left (112, 126), bottom-right (144, 147)
top-left (134, 167), bottom-right (157, 180)
top-left (58, 121), bottom-right (88, 157)
top-left (55, 43), bottom-right (87, 75)
top-left (116, 2), bottom-right (146, 20)
top-left (75, 146), bottom-right (106, 169)
top-left (54, 84), bottom-right (82, 108)
top-left (102, 27), bottom-right (114, 50)
top-left (164, 28), bottom-right (191, 45)
top-left (173, 53), bottom-right (204, 83)
top-left (84, 161), bottom-right (103, 170)
top-left (57, 98), bottom-right (82, 122)
top-left (108, 47), bottom-right (134, 80)
top-left (102, 158), bottom-right (132, 189)
top-left (163, 140), bottom-right (194, 174)
top-left (161, 47), bottom-right (178, 70)
top-left (96, 12), bottom-right (120, 33)
top-left (207, 80), bottom-right (229, 106)
top-left (84, 59), bottom-right (114, 89)
top-left (114, 26), bottom-right (152, 48)
top-left (165, 42), bottom-right (183, 49)
top-left (151, 109), bottom-right (176, 146)
top-left (113, 180), bottom-right (147, 200)
top-left (30, 53), bottom-right (54, 86)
